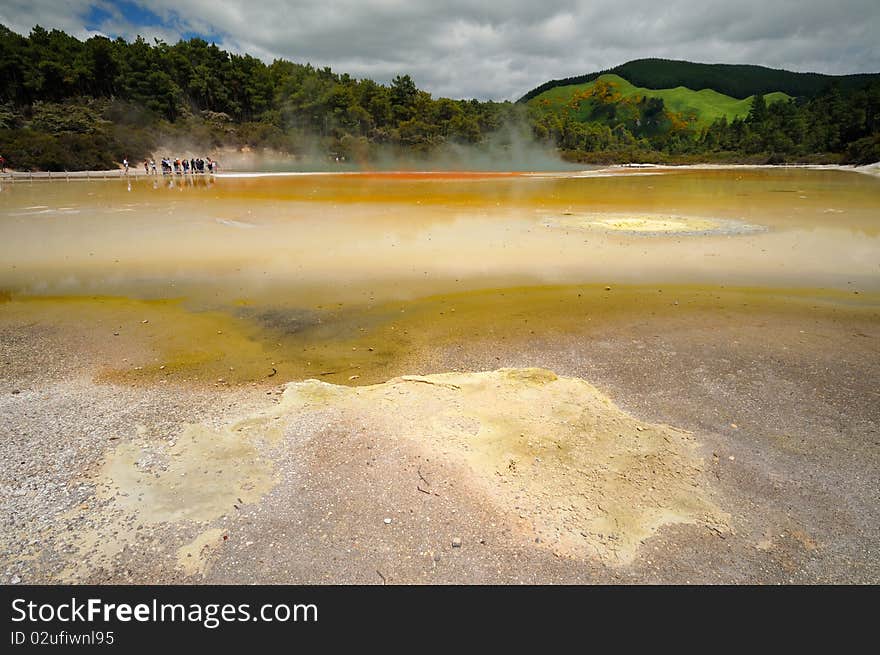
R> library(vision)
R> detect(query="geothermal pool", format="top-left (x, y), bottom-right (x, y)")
top-left (0, 166), bottom-right (878, 386)
top-left (2, 167), bottom-right (878, 303)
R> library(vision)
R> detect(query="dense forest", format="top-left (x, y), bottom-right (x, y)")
top-left (0, 26), bottom-right (878, 170)
top-left (0, 24), bottom-right (524, 170)
top-left (528, 77), bottom-right (880, 165)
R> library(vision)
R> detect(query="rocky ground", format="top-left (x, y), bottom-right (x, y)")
top-left (1, 297), bottom-right (878, 584)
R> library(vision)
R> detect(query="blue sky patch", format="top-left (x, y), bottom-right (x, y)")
top-left (113, 1), bottom-right (164, 28)
top-left (84, 1), bottom-right (221, 43)
top-left (83, 5), bottom-right (113, 31)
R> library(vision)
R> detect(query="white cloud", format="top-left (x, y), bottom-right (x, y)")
top-left (2, 0), bottom-right (879, 100)
top-left (0, 0), bottom-right (97, 39)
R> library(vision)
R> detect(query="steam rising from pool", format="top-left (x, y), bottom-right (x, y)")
top-left (182, 124), bottom-right (578, 173)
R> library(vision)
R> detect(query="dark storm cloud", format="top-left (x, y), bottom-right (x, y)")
top-left (2, 0), bottom-right (878, 99)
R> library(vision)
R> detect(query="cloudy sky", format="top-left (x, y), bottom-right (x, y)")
top-left (1, 0), bottom-right (878, 100)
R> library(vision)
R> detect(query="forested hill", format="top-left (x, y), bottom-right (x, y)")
top-left (0, 24), bottom-right (522, 170)
top-left (0, 25), bottom-right (878, 170)
top-left (519, 58), bottom-right (880, 103)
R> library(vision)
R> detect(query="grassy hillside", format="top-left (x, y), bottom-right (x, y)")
top-left (529, 74), bottom-right (791, 129)
top-left (519, 58), bottom-right (880, 103)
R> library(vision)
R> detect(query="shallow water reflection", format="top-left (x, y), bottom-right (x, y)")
top-left (2, 168), bottom-right (878, 310)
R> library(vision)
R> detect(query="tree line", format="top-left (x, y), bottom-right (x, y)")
top-left (529, 81), bottom-right (880, 165)
top-left (0, 25), bottom-right (877, 170)
top-left (0, 24), bottom-right (523, 170)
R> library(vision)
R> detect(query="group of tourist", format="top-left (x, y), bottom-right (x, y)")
top-left (142, 157), bottom-right (218, 175)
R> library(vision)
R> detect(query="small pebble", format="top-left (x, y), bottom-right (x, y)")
top-left (383, 518), bottom-right (392, 525)
top-left (452, 537), bottom-right (462, 548)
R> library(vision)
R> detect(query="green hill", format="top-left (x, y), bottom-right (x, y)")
top-left (1, 24), bottom-right (877, 168)
top-left (519, 58), bottom-right (880, 103)
top-left (529, 74), bottom-right (791, 129)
